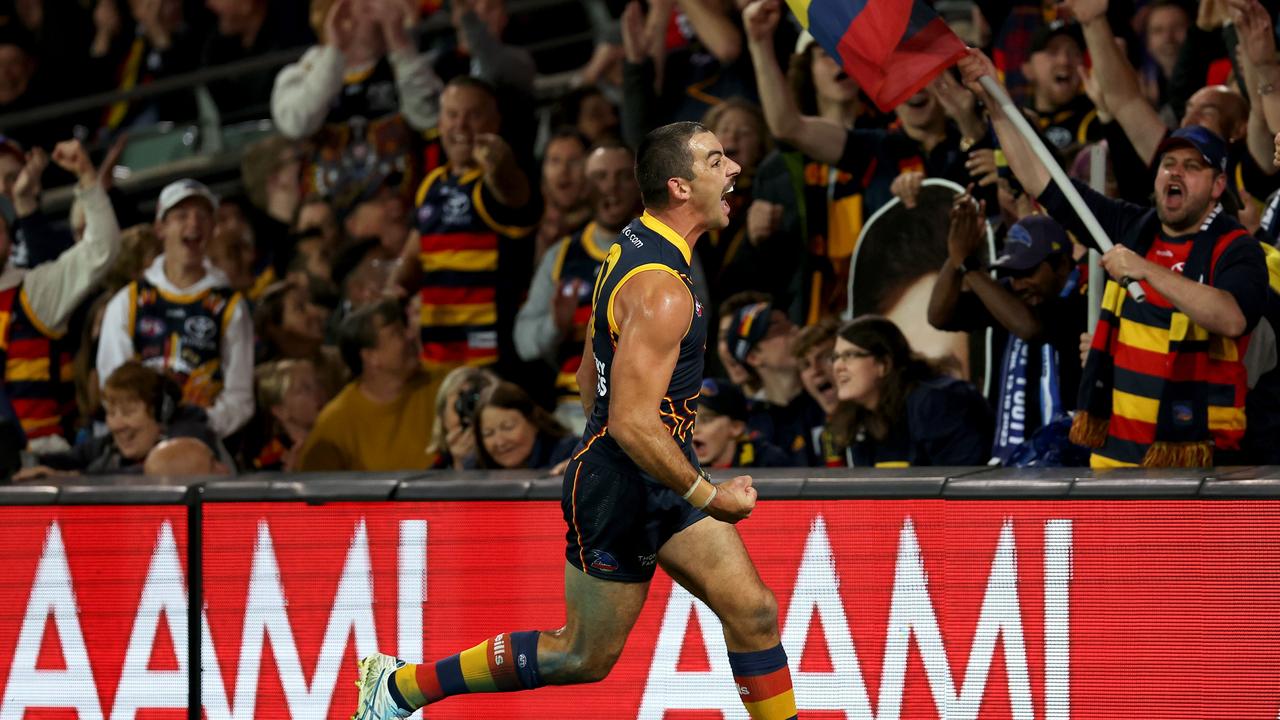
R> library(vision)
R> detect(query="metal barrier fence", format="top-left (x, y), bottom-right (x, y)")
top-left (4, 465), bottom-right (1280, 504)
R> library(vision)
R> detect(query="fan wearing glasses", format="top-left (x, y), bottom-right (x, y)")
top-left (828, 315), bottom-right (992, 467)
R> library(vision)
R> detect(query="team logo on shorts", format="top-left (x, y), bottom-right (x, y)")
top-left (587, 549), bottom-right (619, 573)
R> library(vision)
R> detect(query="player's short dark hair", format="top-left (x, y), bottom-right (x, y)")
top-left (636, 121), bottom-right (707, 210)
top-left (337, 298), bottom-right (403, 377)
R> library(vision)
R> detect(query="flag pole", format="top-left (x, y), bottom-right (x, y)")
top-left (1087, 143), bottom-right (1107, 331)
top-left (977, 75), bottom-right (1147, 302)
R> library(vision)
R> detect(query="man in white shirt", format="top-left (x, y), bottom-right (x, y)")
top-left (97, 179), bottom-right (254, 438)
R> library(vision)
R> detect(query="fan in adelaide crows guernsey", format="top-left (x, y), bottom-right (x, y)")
top-left (271, 0), bottom-right (441, 213)
top-left (352, 122), bottom-right (798, 720)
top-left (97, 179), bottom-right (254, 439)
top-left (0, 139), bottom-right (121, 452)
top-left (392, 76), bottom-right (537, 376)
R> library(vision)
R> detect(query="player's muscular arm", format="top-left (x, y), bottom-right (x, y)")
top-left (608, 272), bottom-right (699, 490)
top-left (609, 272), bottom-right (756, 522)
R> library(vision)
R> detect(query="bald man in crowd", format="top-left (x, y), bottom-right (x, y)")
top-left (144, 437), bottom-right (230, 477)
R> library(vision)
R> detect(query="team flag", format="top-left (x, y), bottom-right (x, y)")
top-left (783, 0), bottom-right (967, 111)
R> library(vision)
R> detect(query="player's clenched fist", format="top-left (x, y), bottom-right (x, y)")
top-left (704, 474), bottom-right (757, 523)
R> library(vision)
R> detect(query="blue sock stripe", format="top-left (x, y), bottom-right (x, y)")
top-left (727, 643), bottom-right (789, 676)
top-left (510, 630), bottom-right (543, 689)
top-left (435, 657), bottom-right (468, 696)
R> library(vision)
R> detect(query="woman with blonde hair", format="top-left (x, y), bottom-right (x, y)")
top-left (247, 359), bottom-right (327, 471)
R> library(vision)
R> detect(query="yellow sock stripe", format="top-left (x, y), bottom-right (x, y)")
top-left (394, 665), bottom-right (427, 708)
top-left (458, 640), bottom-right (499, 692)
top-left (743, 689), bottom-right (798, 719)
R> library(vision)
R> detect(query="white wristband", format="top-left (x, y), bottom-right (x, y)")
top-left (695, 485), bottom-right (717, 511)
top-left (681, 477), bottom-right (702, 501)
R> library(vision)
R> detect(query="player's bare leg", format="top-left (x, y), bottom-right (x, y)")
top-left (536, 562), bottom-right (649, 683)
top-left (351, 563), bottom-right (648, 719)
top-left (659, 517), bottom-right (797, 720)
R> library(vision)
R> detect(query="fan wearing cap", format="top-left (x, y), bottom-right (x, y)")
top-left (727, 300), bottom-right (826, 464)
top-left (694, 378), bottom-right (792, 468)
top-left (97, 179), bottom-right (255, 439)
top-left (929, 194), bottom-right (1087, 464)
top-left (0, 139), bottom-right (121, 452)
top-left (1021, 21), bottom-right (1102, 156)
top-left (965, 47), bottom-right (1269, 467)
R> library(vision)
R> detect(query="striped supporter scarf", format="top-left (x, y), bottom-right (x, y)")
top-left (1069, 211), bottom-right (1249, 467)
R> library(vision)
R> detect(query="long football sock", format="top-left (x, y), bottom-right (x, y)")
top-left (386, 631), bottom-right (543, 710)
top-left (727, 643), bottom-right (798, 720)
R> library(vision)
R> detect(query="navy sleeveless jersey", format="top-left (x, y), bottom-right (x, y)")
top-left (577, 212), bottom-right (708, 473)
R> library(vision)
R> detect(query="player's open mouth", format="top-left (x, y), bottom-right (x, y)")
top-left (1165, 184), bottom-right (1184, 208)
top-left (721, 183), bottom-right (734, 214)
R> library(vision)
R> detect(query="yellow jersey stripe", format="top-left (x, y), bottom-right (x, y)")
top-left (415, 166), bottom-right (450, 206)
top-left (639, 211), bottom-right (693, 265)
top-left (421, 249), bottom-right (499, 273)
top-left (472, 181), bottom-right (534, 240)
top-left (420, 303), bottom-right (498, 326)
top-left (6, 357), bottom-right (51, 382)
top-left (605, 263), bottom-right (687, 337)
top-left (18, 288), bottom-right (62, 339)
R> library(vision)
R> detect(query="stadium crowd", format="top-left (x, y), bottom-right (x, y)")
top-left (0, 0), bottom-right (1278, 477)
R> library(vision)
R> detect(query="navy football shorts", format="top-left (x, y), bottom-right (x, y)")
top-left (561, 454), bottom-right (707, 583)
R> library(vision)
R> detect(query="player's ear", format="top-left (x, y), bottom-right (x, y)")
top-left (667, 176), bottom-right (689, 202)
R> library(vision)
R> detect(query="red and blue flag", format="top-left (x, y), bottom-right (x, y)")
top-left (784, 0), bottom-right (967, 111)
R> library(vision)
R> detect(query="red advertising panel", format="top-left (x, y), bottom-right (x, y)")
top-left (0, 505), bottom-right (188, 720)
top-left (2, 500), bottom-right (1280, 718)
